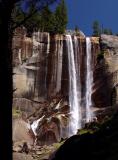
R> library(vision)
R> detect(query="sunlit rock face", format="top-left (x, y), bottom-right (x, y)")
top-left (12, 27), bottom-right (33, 66)
top-left (12, 29), bottom-right (100, 144)
top-left (100, 34), bottom-right (118, 73)
top-left (13, 118), bottom-right (34, 145)
top-left (13, 28), bottom-right (118, 145)
top-left (92, 35), bottom-right (118, 108)
top-left (13, 29), bottom-right (99, 103)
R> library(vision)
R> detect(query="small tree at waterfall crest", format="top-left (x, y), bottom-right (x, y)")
top-left (103, 28), bottom-right (113, 35)
top-left (92, 21), bottom-right (101, 36)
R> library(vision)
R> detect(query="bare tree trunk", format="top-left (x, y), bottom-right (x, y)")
top-left (0, 1), bottom-right (14, 159)
top-left (0, 1), bottom-right (57, 159)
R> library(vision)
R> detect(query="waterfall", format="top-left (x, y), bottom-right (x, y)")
top-left (25, 32), bottom-right (95, 138)
top-left (31, 115), bottom-right (45, 136)
top-left (66, 35), bottom-right (81, 136)
top-left (47, 33), bottom-right (50, 55)
top-left (74, 36), bottom-right (82, 128)
top-left (56, 36), bottom-right (63, 92)
top-left (85, 37), bottom-right (94, 122)
top-left (32, 32), bottom-right (40, 57)
top-left (45, 33), bottom-right (50, 96)
top-left (18, 48), bottom-right (22, 64)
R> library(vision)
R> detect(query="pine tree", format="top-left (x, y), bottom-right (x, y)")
top-left (39, 5), bottom-right (55, 33)
top-left (0, 1), bottom-right (57, 159)
top-left (24, 4), bottom-right (41, 35)
top-left (12, 3), bottom-right (42, 36)
top-left (109, 29), bottom-right (113, 35)
top-left (55, 0), bottom-right (68, 34)
top-left (12, 0), bottom-right (68, 34)
top-left (75, 25), bottom-right (79, 33)
top-left (103, 28), bottom-right (109, 34)
top-left (92, 21), bottom-right (101, 37)
top-left (103, 28), bottom-right (113, 35)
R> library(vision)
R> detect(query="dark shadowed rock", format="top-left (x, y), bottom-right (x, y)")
top-left (50, 112), bottom-right (118, 160)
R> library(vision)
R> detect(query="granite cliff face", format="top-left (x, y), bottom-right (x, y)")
top-left (99, 34), bottom-right (118, 106)
top-left (13, 29), bottom-right (99, 102)
top-left (12, 28), bottom-right (118, 146)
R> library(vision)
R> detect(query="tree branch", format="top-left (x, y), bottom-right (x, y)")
top-left (12, 0), bottom-right (57, 30)
top-left (12, 9), bottom-right (38, 30)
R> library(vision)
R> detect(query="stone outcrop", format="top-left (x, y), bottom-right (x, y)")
top-left (92, 34), bottom-right (118, 108)
top-left (13, 118), bottom-right (34, 145)
top-left (13, 153), bottom-right (34, 160)
top-left (103, 35), bottom-right (118, 106)
top-left (100, 34), bottom-right (118, 74)
top-left (12, 27), bottom-right (33, 66)
top-left (13, 98), bottom-right (40, 117)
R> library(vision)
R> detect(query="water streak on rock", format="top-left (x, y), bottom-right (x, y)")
top-left (85, 37), bottom-right (94, 122)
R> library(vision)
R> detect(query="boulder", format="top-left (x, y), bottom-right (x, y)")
top-left (13, 153), bottom-right (33, 160)
top-left (13, 98), bottom-right (41, 118)
top-left (12, 118), bottom-right (34, 145)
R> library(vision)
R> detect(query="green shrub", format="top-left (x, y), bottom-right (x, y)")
top-left (97, 51), bottom-right (104, 60)
top-left (12, 108), bottom-right (22, 118)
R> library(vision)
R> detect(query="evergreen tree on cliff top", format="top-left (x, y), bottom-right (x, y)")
top-left (12, 3), bottom-right (42, 36)
top-left (13, 0), bottom-right (68, 34)
top-left (39, 5), bottom-right (56, 33)
top-left (92, 20), bottom-right (101, 37)
top-left (55, 0), bottom-right (68, 34)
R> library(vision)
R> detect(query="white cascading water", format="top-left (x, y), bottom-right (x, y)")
top-left (31, 115), bottom-right (45, 136)
top-left (66, 35), bottom-right (81, 136)
top-left (30, 32), bottom-right (94, 138)
top-left (32, 32), bottom-right (39, 57)
top-left (45, 33), bottom-right (50, 94)
top-left (74, 36), bottom-right (82, 128)
top-left (47, 33), bottom-right (50, 55)
top-left (18, 48), bottom-right (22, 64)
top-left (56, 36), bottom-right (63, 92)
top-left (85, 37), bottom-right (94, 122)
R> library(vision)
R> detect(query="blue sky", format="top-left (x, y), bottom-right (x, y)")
top-left (65, 0), bottom-right (118, 35)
